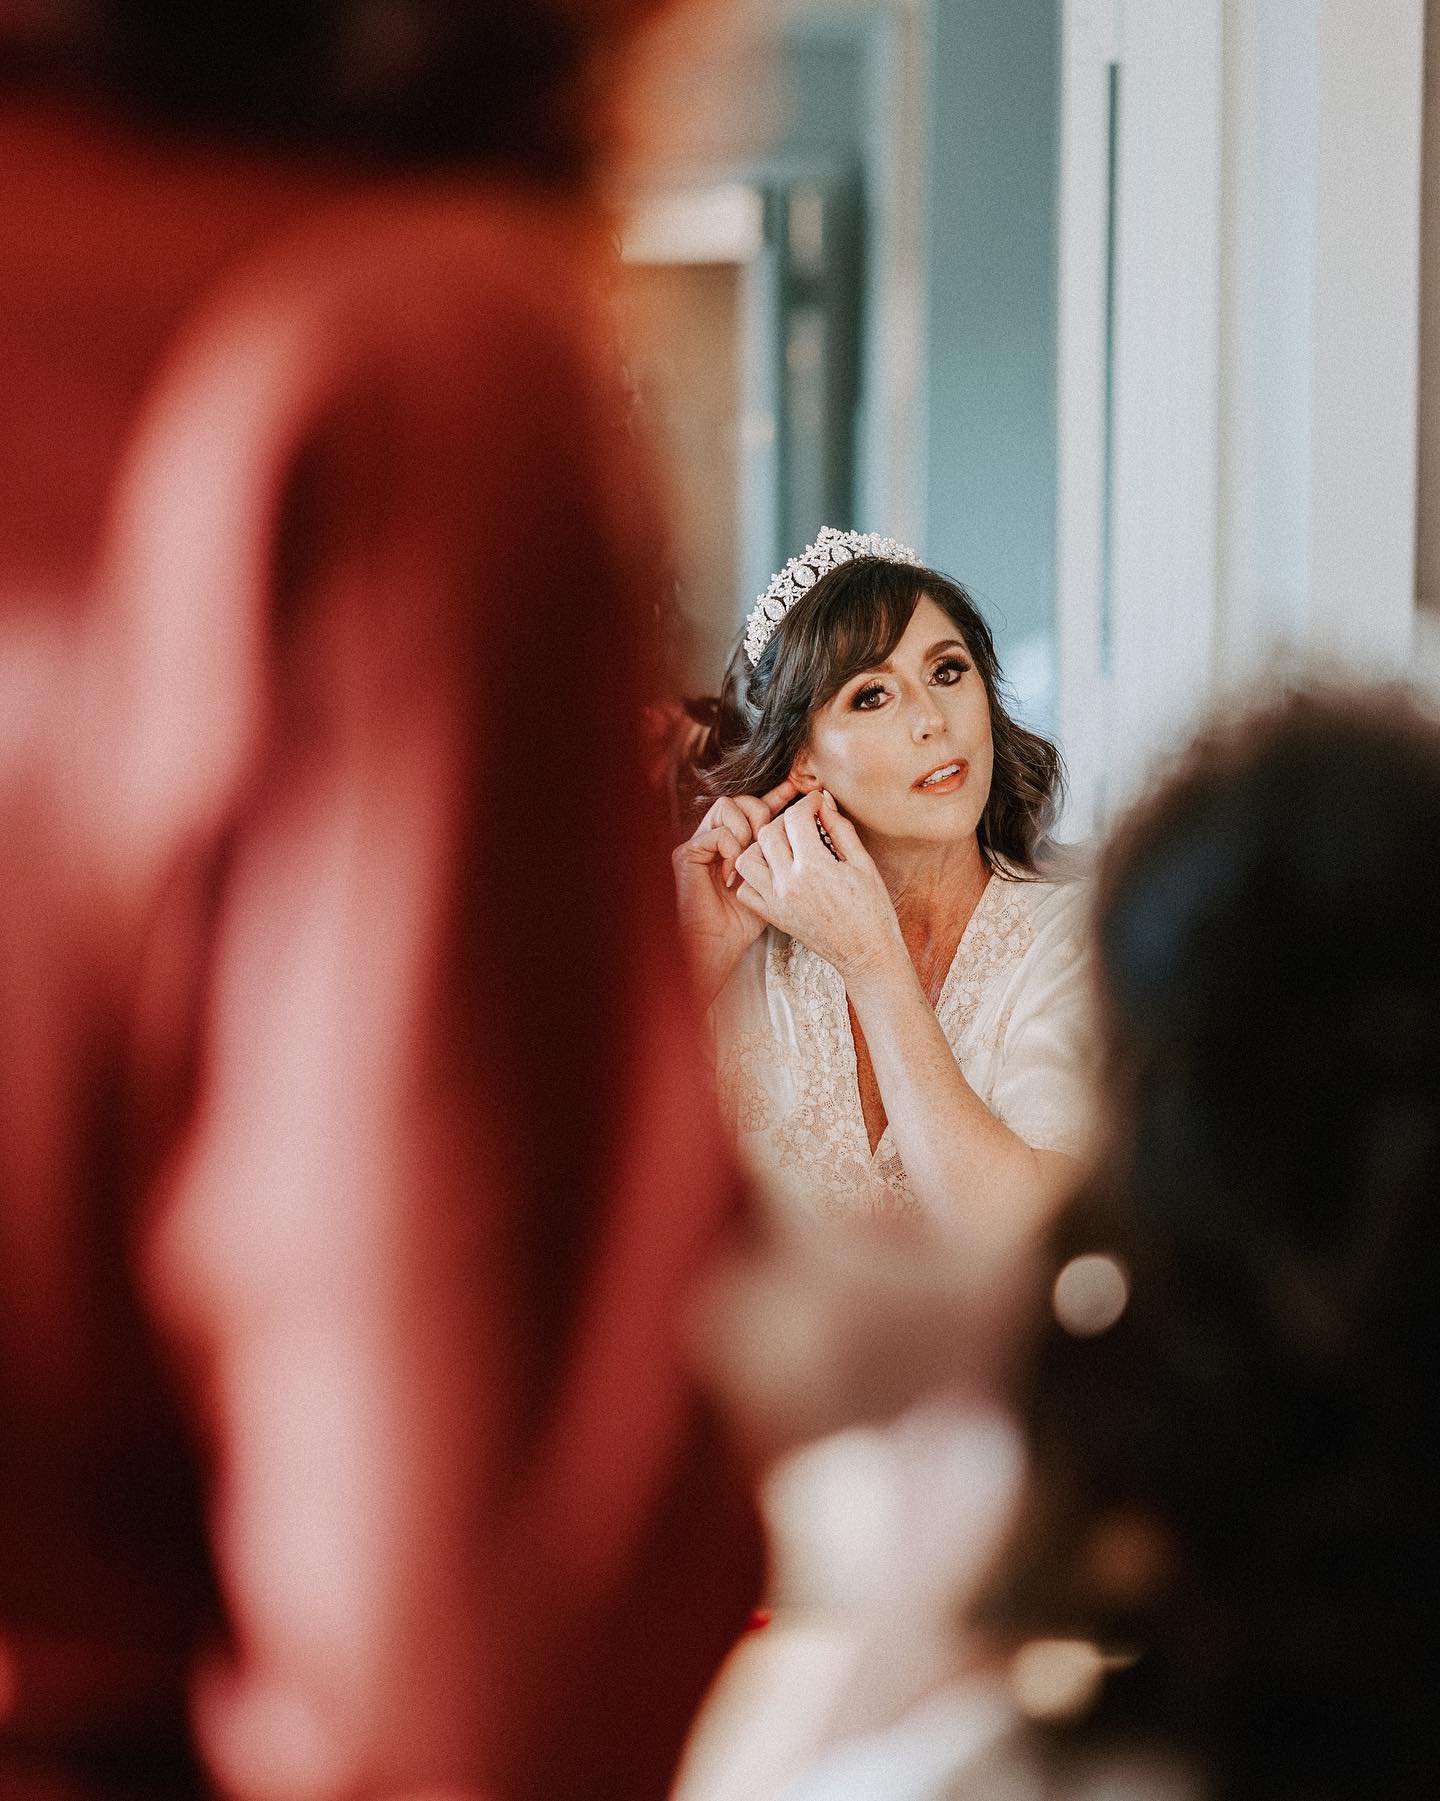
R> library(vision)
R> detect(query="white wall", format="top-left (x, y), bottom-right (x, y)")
top-left (1215, 0), bottom-right (1318, 684)
top-left (1308, 1), bottom-right (1424, 670)
top-left (1415, 0), bottom-right (1440, 685)
top-left (1058, 0), bottom-right (1427, 833)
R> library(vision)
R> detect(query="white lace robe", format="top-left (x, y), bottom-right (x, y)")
top-left (712, 873), bottom-right (1094, 1222)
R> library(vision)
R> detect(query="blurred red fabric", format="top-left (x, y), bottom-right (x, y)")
top-left (0, 94), bottom-right (761, 1799)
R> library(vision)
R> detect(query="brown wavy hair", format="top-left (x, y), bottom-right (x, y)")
top-left (688, 556), bottom-right (1063, 876)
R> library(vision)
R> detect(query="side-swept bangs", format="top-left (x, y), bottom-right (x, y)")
top-left (777, 561), bottom-right (934, 714)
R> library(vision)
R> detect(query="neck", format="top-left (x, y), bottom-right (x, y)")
top-left (863, 830), bottom-right (991, 952)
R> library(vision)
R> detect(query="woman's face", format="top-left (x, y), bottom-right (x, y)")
top-left (789, 594), bottom-right (995, 845)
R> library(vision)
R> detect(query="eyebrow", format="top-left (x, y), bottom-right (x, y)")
top-left (854, 638), bottom-right (968, 678)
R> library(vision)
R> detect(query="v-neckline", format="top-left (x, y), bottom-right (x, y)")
top-left (832, 872), bottom-right (998, 1165)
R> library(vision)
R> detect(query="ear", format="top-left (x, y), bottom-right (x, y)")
top-left (788, 750), bottom-right (821, 794)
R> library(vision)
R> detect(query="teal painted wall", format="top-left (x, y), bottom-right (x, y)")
top-left (923, 0), bottom-right (1061, 724)
top-left (767, 0), bottom-right (1061, 724)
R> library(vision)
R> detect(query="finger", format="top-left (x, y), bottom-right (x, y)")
top-left (757, 816), bottom-right (795, 875)
top-left (735, 843), bottom-right (773, 895)
top-left (759, 777), bottom-right (802, 817)
top-left (708, 824), bottom-right (744, 857)
top-left (733, 880), bottom-right (777, 924)
top-left (819, 789), bottom-right (869, 863)
top-left (712, 826), bottom-right (746, 882)
top-left (726, 793), bottom-right (771, 834)
top-left (714, 797), bottom-right (758, 847)
top-left (678, 826), bottom-right (725, 865)
top-left (679, 826), bottom-right (748, 886)
top-left (781, 791), bottom-right (827, 864)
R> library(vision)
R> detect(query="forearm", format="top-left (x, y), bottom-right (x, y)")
top-left (845, 948), bottom-right (1066, 1254)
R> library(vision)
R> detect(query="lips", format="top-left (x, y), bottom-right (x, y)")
top-left (913, 759), bottom-right (968, 793)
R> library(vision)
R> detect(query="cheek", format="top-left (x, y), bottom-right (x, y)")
top-left (955, 684), bottom-right (995, 750)
top-left (810, 723), bottom-right (913, 828)
top-left (804, 720), bottom-right (876, 789)
top-left (969, 728), bottom-right (997, 818)
top-left (947, 690), bottom-right (995, 805)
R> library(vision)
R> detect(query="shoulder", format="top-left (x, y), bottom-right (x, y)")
top-left (130, 181), bottom-right (616, 485)
top-left (105, 180), bottom-right (647, 627)
top-left (271, 189), bottom-right (643, 538)
top-left (976, 875), bottom-right (1093, 1039)
top-left (1017, 873), bottom-right (1091, 942)
top-left (245, 177), bottom-right (595, 329)
top-left (988, 872), bottom-right (1092, 968)
top-left (287, 184), bottom-right (603, 374)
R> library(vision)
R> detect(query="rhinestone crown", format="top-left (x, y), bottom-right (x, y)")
top-left (743, 527), bottom-right (924, 668)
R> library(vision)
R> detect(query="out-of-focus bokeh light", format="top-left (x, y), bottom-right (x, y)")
top-left (1009, 1638), bottom-right (1106, 1723)
top-left (1053, 1253), bottom-right (1130, 1338)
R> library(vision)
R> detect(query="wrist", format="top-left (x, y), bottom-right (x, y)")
top-left (838, 929), bottom-right (911, 1002)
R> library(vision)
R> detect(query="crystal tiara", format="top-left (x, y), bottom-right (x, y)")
top-left (743, 527), bottom-right (924, 667)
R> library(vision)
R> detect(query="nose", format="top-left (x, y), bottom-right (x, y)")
top-left (910, 698), bottom-right (946, 743)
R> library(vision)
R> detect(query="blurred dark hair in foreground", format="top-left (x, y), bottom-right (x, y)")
top-left (978, 688), bottom-right (1440, 1799)
top-left (0, 0), bottom-right (669, 178)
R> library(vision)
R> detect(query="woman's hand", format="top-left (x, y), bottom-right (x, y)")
top-left (733, 790), bottom-right (904, 982)
top-left (672, 778), bottom-right (801, 1007)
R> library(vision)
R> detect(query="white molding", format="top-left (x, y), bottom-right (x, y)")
top-left (1057, 0), bottom-right (1431, 815)
top-left (1060, 0), bottom-right (1427, 829)
top-left (1214, 0), bottom-right (1423, 689)
top-left (1055, 0), bottom-right (1119, 838)
top-left (1214, 0), bottom-right (1319, 688)
top-left (1105, 0), bottom-right (1225, 811)
top-left (1415, 0), bottom-right (1440, 637)
top-left (1307, 0), bottom-right (1424, 672)
top-left (1056, 0), bottom-right (1225, 825)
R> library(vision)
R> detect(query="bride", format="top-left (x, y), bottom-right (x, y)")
top-left (674, 529), bottom-right (1093, 1247)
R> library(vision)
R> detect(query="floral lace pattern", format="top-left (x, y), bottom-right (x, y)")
top-left (716, 877), bottom-right (1049, 1222)
top-left (763, 933), bottom-right (876, 1217)
top-left (934, 882), bottom-right (1037, 1044)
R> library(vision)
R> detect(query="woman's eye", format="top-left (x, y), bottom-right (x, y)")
top-left (932, 656), bottom-right (970, 685)
top-left (852, 682), bottom-right (888, 711)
